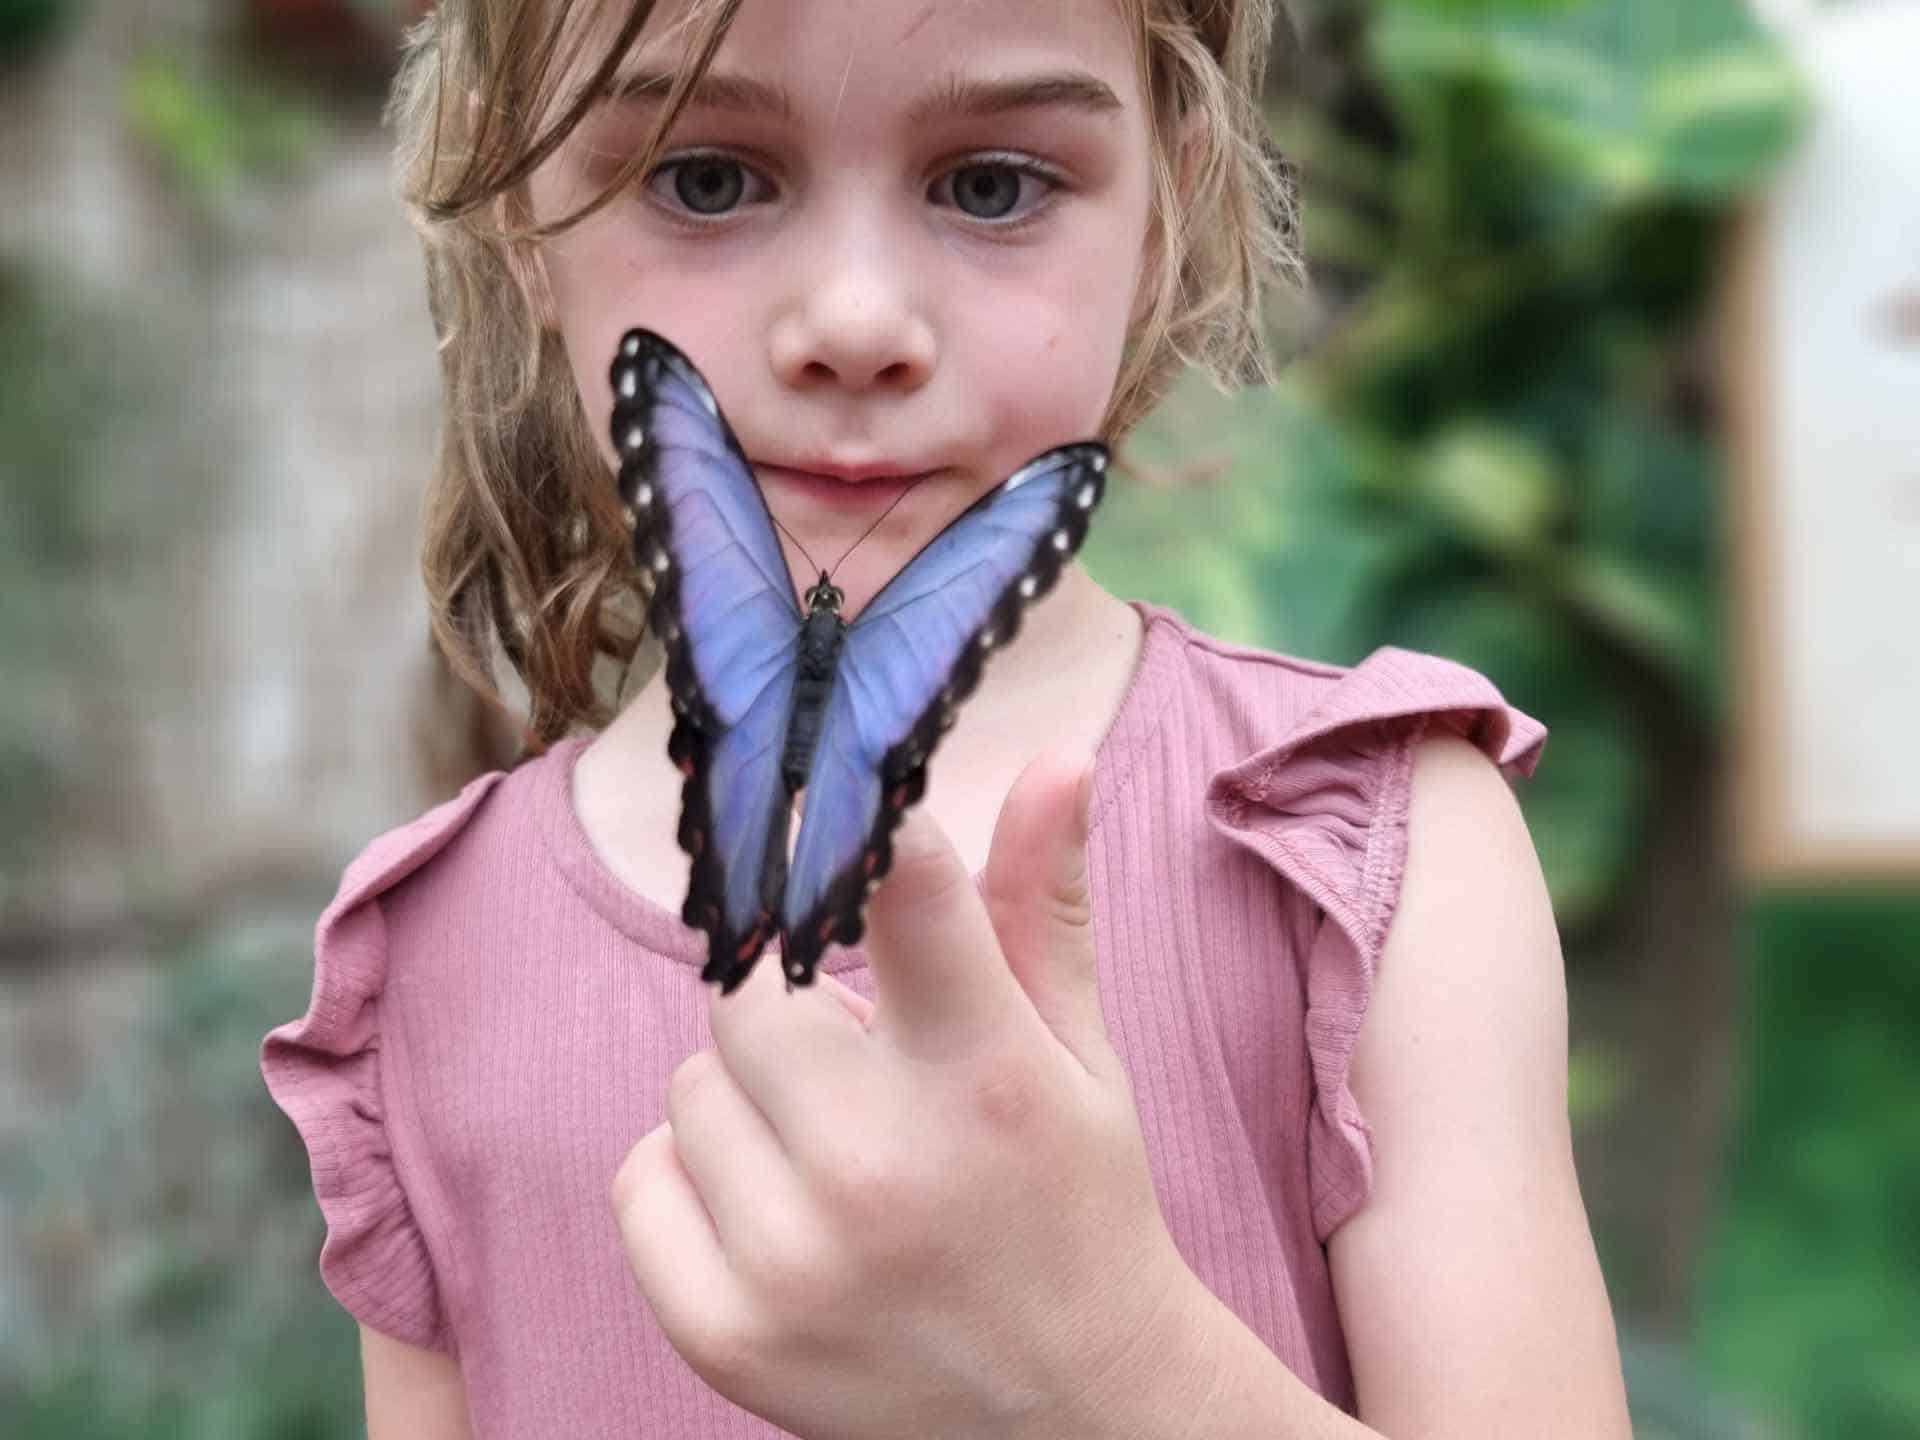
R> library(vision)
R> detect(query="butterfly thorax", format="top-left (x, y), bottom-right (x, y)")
top-left (783, 575), bottom-right (848, 794)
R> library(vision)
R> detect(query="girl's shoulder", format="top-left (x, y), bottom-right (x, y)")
top-left (1123, 602), bottom-right (1548, 955)
top-left (1127, 598), bottom-right (1547, 971)
top-left (1127, 603), bottom-right (1550, 1241)
top-left (320, 767), bottom-right (518, 924)
top-left (1132, 600), bottom-right (1547, 780)
top-left (257, 747), bottom-right (565, 1350)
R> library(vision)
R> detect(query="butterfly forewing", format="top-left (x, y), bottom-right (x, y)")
top-left (779, 445), bottom-right (1109, 981)
top-left (610, 331), bottom-right (803, 987)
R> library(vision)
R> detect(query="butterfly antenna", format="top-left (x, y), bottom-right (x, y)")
top-left (826, 473), bottom-right (932, 582)
top-left (769, 512), bottom-right (823, 580)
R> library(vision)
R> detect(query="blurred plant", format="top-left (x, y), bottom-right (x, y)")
top-left (1617, 1328), bottom-right (1777, 1440)
top-left (0, 0), bottom-right (74, 60)
top-left (1697, 895), bottom-right (1920, 1440)
top-left (124, 49), bottom-right (327, 220)
top-left (0, 263), bottom-right (140, 897)
top-left (0, 909), bottom-right (362, 1439)
top-left (1105, 0), bottom-right (1804, 928)
top-left (0, 256), bottom-right (212, 934)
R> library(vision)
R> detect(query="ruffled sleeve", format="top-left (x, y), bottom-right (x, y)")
top-left (1204, 646), bottom-right (1547, 1242)
top-left (260, 770), bottom-right (506, 1351)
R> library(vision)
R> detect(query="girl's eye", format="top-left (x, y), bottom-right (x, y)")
top-left (645, 154), bottom-right (767, 218)
top-left (932, 159), bottom-right (1059, 223)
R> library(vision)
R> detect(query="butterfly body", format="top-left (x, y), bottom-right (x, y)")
top-left (784, 579), bottom-right (848, 794)
top-left (609, 329), bottom-right (1107, 994)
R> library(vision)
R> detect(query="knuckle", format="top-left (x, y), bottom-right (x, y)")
top-left (1045, 878), bottom-right (1093, 932)
top-left (985, 883), bottom-right (1092, 949)
top-left (742, 1225), bottom-right (832, 1312)
top-left (609, 1141), bottom-right (648, 1215)
top-left (680, 1306), bottom-right (767, 1392)
top-left (970, 1061), bottom-right (1044, 1137)
top-left (666, 1049), bottom-right (721, 1118)
top-left (878, 838), bottom-right (971, 918)
top-left (817, 1138), bottom-right (921, 1239)
top-left (609, 1126), bottom-right (677, 1221)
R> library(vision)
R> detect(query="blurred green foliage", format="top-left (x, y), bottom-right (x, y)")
top-left (0, 264), bottom-right (130, 879)
top-left (1698, 895), bottom-right (1920, 1438)
top-left (0, 0), bottom-right (74, 59)
top-left (0, 259), bottom-right (207, 913)
top-left (0, 911), bottom-right (364, 1439)
top-left (125, 50), bottom-right (327, 213)
top-left (1093, 0), bottom-right (1806, 936)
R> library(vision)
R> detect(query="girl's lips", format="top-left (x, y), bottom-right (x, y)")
top-left (755, 463), bottom-right (929, 514)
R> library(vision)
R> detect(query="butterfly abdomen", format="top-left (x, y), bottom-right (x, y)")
top-left (782, 607), bottom-right (847, 794)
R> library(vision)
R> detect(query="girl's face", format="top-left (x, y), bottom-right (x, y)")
top-left (530, 0), bottom-right (1155, 613)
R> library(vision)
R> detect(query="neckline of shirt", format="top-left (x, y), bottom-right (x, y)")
top-left (530, 598), bottom-right (1189, 968)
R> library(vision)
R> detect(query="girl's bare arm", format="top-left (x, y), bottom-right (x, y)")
top-left (1330, 732), bottom-right (1633, 1438)
top-left (360, 1324), bottom-right (474, 1440)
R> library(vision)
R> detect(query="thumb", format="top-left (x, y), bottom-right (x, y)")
top-left (982, 749), bottom-right (1108, 1073)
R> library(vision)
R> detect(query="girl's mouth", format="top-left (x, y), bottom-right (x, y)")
top-left (754, 463), bottom-right (932, 515)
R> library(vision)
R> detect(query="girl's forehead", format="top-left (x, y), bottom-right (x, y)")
top-left (572, 0), bottom-right (1145, 107)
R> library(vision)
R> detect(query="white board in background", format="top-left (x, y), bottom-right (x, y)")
top-left (1729, 0), bottom-right (1920, 881)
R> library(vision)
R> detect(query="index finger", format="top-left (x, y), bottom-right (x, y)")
top-left (860, 804), bottom-right (1022, 1061)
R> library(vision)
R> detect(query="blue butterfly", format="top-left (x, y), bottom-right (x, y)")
top-left (607, 330), bottom-right (1107, 993)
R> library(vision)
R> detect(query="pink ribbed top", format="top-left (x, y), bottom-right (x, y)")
top-left (261, 602), bottom-right (1545, 1437)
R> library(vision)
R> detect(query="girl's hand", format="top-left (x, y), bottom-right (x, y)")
top-left (611, 751), bottom-right (1221, 1440)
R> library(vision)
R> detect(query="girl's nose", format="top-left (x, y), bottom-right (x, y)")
top-left (767, 262), bottom-right (936, 394)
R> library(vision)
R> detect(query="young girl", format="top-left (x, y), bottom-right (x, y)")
top-left (262, 0), bottom-right (1634, 1436)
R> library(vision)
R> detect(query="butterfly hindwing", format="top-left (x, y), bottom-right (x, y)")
top-left (610, 330), bottom-right (801, 990)
top-left (778, 445), bottom-right (1109, 982)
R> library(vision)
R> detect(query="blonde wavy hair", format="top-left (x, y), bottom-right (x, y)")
top-left (390, 0), bottom-right (1302, 750)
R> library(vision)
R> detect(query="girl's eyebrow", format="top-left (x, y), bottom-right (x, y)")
top-left (601, 65), bottom-right (793, 118)
top-left (600, 66), bottom-right (1122, 123)
top-left (906, 70), bottom-right (1124, 123)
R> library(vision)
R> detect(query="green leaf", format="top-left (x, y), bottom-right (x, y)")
top-left (1557, 551), bottom-right (1719, 712)
top-left (1371, 0), bottom-right (1806, 207)
top-left (1414, 421), bottom-right (1563, 555)
top-left (123, 51), bottom-right (327, 207)
top-left (1644, 48), bottom-right (1808, 197)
